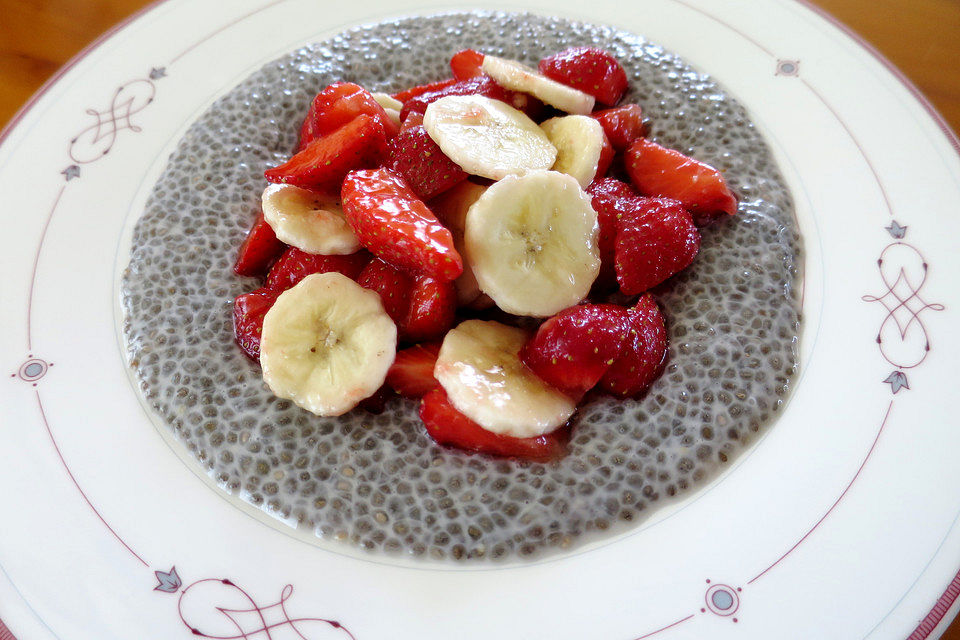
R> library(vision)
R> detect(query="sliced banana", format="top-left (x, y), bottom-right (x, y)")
top-left (260, 272), bottom-right (397, 417)
top-left (372, 92), bottom-right (402, 127)
top-left (435, 320), bottom-right (576, 438)
top-left (465, 170), bottom-right (601, 317)
top-left (423, 95), bottom-right (557, 180)
top-left (541, 115), bottom-right (607, 188)
top-left (262, 183), bottom-right (360, 255)
top-left (481, 55), bottom-right (595, 115)
top-left (430, 181), bottom-right (489, 306)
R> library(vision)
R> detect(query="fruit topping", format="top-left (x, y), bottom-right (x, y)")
top-left (420, 387), bottom-right (567, 461)
top-left (260, 272), bottom-right (398, 416)
top-left (598, 294), bottom-right (668, 397)
top-left (386, 342), bottom-right (442, 398)
top-left (423, 94), bottom-right (557, 180)
top-left (388, 124), bottom-right (468, 200)
top-left (520, 303), bottom-right (632, 399)
top-left (265, 247), bottom-right (370, 291)
top-left (464, 171), bottom-right (600, 317)
top-left (482, 55), bottom-right (596, 114)
top-left (538, 47), bottom-right (629, 106)
top-left (433, 320), bottom-right (576, 438)
top-left (625, 138), bottom-right (738, 224)
top-left (265, 114), bottom-right (390, 194)
top-left (233, 212), bottom-right (285, 277)
top-left (614, 196), bottom-right (700, 295)
top-left (341, 167), bottom-right (463, 281)
top-left (261, 183), bottom-right (359, 255)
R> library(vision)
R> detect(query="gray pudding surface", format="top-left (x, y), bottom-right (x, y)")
top-left (122, 12), bottom-right (802, 563)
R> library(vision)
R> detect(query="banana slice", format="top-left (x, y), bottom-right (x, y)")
top-left (423, 95), bottom-right (557, 180)
top-left (430, 181), bottom-right (489, 306)
top-left (260, 272), bottom-right (397, 416)
top-left (540, 115), bottom-right (607, 188)
top-left (481, 55), bottom-right (595, 115)
top-left (372, 92), bottom-right (402, 127)
top-left (262, 183), bottom-right (360, 255)
top-left (465, 170), bottom-right (601, 317)
top-left (435, 320), bottom-right (576, 438)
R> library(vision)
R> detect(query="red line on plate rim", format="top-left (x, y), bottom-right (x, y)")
top-left (747, 400), bottom-right (893, 585)
top-left (633, 613), bottom-right (694, 640)
top-left (26, 186), bottom-right (65, 350)
top-left (0, 618), bottom-right (16, 640)
top-left (35, 390), bottom-right (149, 567)
top-left (793, 0), bottom-right (960, 156)
top-left (1, 1), bottom-right (958, 638)
top-left (908, 572), bottom-right (960, 639)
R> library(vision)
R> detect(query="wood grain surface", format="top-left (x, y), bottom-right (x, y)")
top-left (1, 0), bottom-right (959, 637)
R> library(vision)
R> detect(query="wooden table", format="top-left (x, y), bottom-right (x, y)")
top-left (1, 0), bottom-right (959, 638)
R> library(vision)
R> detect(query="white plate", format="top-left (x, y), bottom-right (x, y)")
top-left (2, 0), bottom-right (959, 638)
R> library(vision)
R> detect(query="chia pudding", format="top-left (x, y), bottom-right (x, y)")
top-left (121, 12), bottom-right (802, 562)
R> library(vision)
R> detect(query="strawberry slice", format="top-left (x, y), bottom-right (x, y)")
top-left (586, 178), bottom-right (639, 290)
top-left (398, 110), bottom-right (424, 134)
top-left (233, 286), bottom-right (281, 361)
top-left (359, 258), bottom-right (457, 341)
top-left (404, 276), bottom-right (457, 342)
top-left (614, 197), bottom-right (700, 295)
top-left (265, 115), bottom-right (389, 194)
top-left (389, 124), bottom-right (468, 200)
top-left (399, 75), bottom-right (512, 121)
top-left (625, 138), bottom-right (738, 225)
top-left (298, 82), bottom-right (399, 152)
top-left (598, 294), bottom-right (668, 397)
top-left (419, 388), bottom-right (567, 461)
top-left (450, 49), bottom-right (485, 80)
top-left (520, 304), bottom-right (632, 399)
top-left (265, 247), bottom-right (370, 291)
top-left (233, 212), bottom-right (286, 277)
top-left (386, 342), bottom-right (442, 398)
top-left (592, 104), bottom-right (645, 151)
top-left (341, 168), bottom-right (462, 281)
top-left (357, 258), bottom-right (414, 324)
top-left (392, 77), bottom-right (458, 103)
top-left (539, 47), bottom-right (628, 106)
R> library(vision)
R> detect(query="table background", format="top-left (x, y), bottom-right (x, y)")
top-left (1, 0), bottom-right (959, 637)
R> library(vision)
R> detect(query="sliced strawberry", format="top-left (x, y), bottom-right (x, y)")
top-left (450, 49), bottom-right (485, 80)
top-left (598, 294), bottom-right (668, 397)
top-left (625, 138), bottom-right (738, 225)
top-left (399, 110), bottom-right (424, 133)
top-left (592, 104), bottom-right (645, 151)
top-left (586, 178), bottom-right (639, 290)
top-left (596, 131), bottom-right (616, 180)
top-left (298, 82), bottom-right (399, 152)
top-left (404, 277), bottom-right (457, 342)
top-left (419, 388), bottom-right (567, 461)
top-left (389, 124), bottom-right (468, 200)
top-left (539, 47), bottom-right (628, 106)
top-left (520, 304), bottom-right (632, 399)
top-left (233, 286), bottom-right (281, 361)
top-left (386, 342), bottom-right (442, 398)
top-left (265, 247), bottom-right (370, 291)
top-left (341, 168), bottom-right (462, 281)
top-left (233, 212), bottom-right (286, 277)
top-left (358, 258), bottom-right (456, 342)
top-left (399, 75), bottom-right (511, 121)
top-left (265, 115), bottom-right (389, 194)
top-left (357, 257), bottom-right (414, 324)
top-left (615, 197), bottom-right (700, 295)
top-left (392, 77), bottom-right (458, 103)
